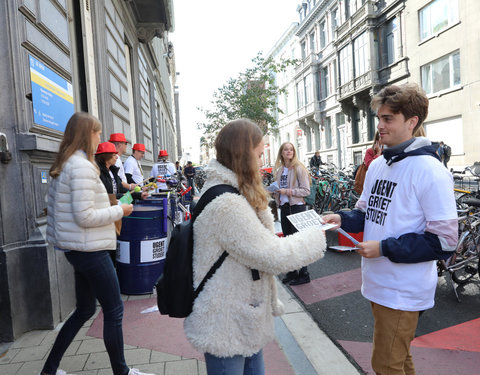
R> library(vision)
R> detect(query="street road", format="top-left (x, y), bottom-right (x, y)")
top-left (285, 237), bottom-right (480, 375)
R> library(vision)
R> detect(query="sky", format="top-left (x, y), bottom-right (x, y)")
top-left (169, 1), bottom-right (299, 163)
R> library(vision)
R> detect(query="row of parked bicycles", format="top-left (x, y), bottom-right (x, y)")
top-left (261, 163), bottom-right (359, 214)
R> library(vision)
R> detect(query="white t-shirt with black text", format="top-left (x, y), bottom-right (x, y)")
top-left (359, 154), bottom-right (456, 311)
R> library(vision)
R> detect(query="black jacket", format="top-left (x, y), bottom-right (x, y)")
top-left (97, 161), bottom-right (142, 200)
top-left (309, 155), bottom-right (323, 168)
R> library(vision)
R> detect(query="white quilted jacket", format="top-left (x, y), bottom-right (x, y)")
top-left (46, 150), bottom-right (124, 251)
top-left (184, 159), bottom-right (326, 357)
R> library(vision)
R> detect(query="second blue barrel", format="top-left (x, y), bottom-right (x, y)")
top-left (116, 200), bottom-right (168, 294)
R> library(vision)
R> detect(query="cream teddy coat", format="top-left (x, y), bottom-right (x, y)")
top-left (47, 150), bottom-right (124, 251)
top-left (184, 159), bottom-right (326, 357)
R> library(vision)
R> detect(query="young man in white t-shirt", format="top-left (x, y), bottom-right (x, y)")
top-left (150, 150), bottom-right (176, 191)
top-left (324, 83), bottom-right (457, 374)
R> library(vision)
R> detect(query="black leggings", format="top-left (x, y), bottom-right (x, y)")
top-left (280, 204), bottom-right (308, 275)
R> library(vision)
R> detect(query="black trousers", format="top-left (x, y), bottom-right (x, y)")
top-left (280, 204), bottom-right (308, 276)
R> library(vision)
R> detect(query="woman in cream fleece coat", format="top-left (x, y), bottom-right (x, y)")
top-left (184, 119), bottom-right (326, 375)
top-left (41, 113), bottom-right (150, 375)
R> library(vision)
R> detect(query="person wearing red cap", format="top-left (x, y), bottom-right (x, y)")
top-left (150, 149), bottom-right (176, 191)
top-left (108, 133), bottom-right (133, 190)
top-left (124, 143), bottom-right (145, 184)
top-left (95, 142), bottom-right (146, 201)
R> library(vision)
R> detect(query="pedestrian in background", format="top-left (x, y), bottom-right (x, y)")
top-left (124, 143), bottom-right (145, 184)
top-left (355, 131), bottom-right (383, 195)
top-left (175, 160), bottom-right (182, 173)
top-left (309, 150), bottom-right (323, 171)
top-left (184, 119), bottom-right (326, 375)
top-left (274, 142), bottom-right (312, 286)
top-left (42, 112), bottom-right (151, 375)
top-left (150, 149), bottom-right (176, 191)
top-left (323, 83), bottom-right (457, 375)
top-left (364, 131), bottom-right (383, 169)
top-left (183, 161), bottom-right (195, 188)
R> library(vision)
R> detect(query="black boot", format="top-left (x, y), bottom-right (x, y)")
top-left (289, 268), bottom-right (310, 285)
top-left (282, 271), bottom-right (298, 284)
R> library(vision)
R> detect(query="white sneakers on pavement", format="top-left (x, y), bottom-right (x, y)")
top-left (40, 367), bottom-right (153, 375)
top-left (38, 370), bottom-right (75, 375)
top-left (128, 368), bottom-right (155, 375)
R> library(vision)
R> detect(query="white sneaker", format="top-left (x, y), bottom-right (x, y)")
top-left (128, 368), bottom-right (155, 375)
top-left (57, 370), bottom-right (75, 375)
top-left (38, 370), bottom-right (74, 375)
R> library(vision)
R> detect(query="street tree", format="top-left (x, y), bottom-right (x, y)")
top-left (197, 53), bottom-right (297, 147)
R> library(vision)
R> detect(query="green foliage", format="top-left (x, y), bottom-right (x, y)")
top-left (197, 53), bottom-right (297, 148)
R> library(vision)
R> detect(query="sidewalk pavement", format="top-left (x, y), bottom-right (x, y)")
top-left (0, 280), bottom-right (361, 375)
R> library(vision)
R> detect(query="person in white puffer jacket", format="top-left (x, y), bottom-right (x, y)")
top-left (184, 119), bottom-right (326, 375)
top-left (41, 112), bottom-right (152, 375)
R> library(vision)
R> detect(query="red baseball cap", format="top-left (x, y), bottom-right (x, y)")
top-left (95, 142), bottom-right (118, 155)
top-left (108, 133), bottom-right (128, 143)
top-left (132, 143), bottom-right (146, 152)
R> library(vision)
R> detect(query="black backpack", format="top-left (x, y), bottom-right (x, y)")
top-left (156, 184), bottom-right (239, 318)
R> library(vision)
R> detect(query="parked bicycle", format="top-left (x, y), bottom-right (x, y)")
top-left (437, 196), bottom-right (480, 301)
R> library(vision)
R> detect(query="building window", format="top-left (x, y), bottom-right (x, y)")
top-left (419, 0), bottom-right (459, 41)
top-left (344, 0), bottom-right (351, 21)
top-left (421, 50), bottom-right (460, 95)
top-left (320, 20), bottom-right (327, 49)
top-left (331, 8), bottom-right (338, 34)
top-left (304, 75), bottom-right (312, 105)
top-left (321, 67), bottom-right (329, 99)
top-left (296, 82), bottom-right (304, 109)
top-left (301, 41), bottom-right (307, 60)
top-left (354, 31), bottom-right (369, 77)
top-left (352, 108), bottom-right (360, 144)
top-left (353, 151), bottom-right (363, 166)
top-left (367, 109), bottom-right (377, 141)
top-left (386, 17), bottom-right (400, 65)
top-left (325, 117), bottom-right (332, 149)
top-left (332, 60), bottom-right (338, 90)
top-left (310, 32), bottom-right (316, 54)
top-left (336, 112), bottom-right (345, 127)
top-left (339, 44), bottom-right (352, 85)
top-left (424, 116), bottom-right (463, 155)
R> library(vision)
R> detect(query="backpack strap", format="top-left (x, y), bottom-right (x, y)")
top-left (191, 184), bottom-right (239, 224)
top-left (191, 184), bottom-right (240, 299)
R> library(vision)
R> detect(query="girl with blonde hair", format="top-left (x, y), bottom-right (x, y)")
top-left (184, 119), bottom-right (326, 375)
top-left (274, 142), bottom-right (312, 285)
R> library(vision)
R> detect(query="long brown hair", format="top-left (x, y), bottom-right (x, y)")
top-left (215, 119), bottom-right (269, 210)
top-left (50, 112), bottom-right (102, 178)
top-left (274, 142), bottom-right (308, 183)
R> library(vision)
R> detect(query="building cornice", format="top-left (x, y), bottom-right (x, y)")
top-left (296, 0), bottom-right (331, 37)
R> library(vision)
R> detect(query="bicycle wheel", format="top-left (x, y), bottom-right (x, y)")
top-left (451, 232), bottom-right (479, 284)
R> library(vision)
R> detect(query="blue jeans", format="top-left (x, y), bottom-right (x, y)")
top-left (204, 350), bottom-right (264, 375)
top-left (42, 251), bottom-right (129, 375)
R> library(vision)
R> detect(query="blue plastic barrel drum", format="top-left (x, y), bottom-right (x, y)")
top-left (116, 198), bottom-right (169, 294)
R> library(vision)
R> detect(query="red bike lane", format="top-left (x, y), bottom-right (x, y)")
top-left (287, 250), bottom-right (480, 375)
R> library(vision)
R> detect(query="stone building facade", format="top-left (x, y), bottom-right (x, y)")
top-left (0, 0), bottom-right (177, 341)
top-left (269, 0), bottom-right (479, 169)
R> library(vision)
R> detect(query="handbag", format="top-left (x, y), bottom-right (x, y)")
top-left (108, 194), bottom-right (122, 236)
top-left (354, 163), bottom-right (367, 195)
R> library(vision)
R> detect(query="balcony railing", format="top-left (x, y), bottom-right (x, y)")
top-left (295, 53), bottom-right (318, 75)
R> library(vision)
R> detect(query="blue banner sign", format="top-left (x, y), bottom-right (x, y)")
top-left (29, 55), bottom-right (74, 132)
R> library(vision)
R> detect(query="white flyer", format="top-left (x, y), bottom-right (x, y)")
top-left (287, 209), bottom-right (336, 231)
